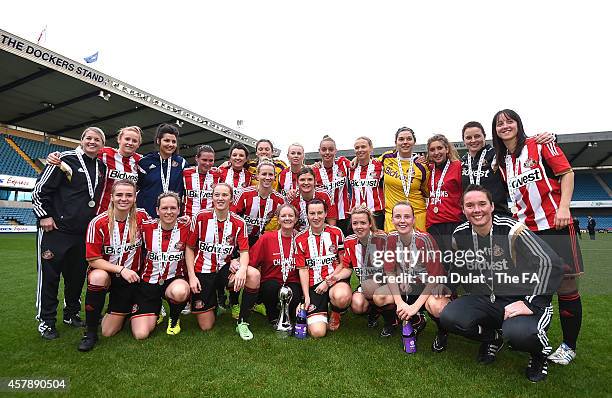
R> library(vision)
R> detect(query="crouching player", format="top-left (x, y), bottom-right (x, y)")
top-left (296, 199), bottom-right (351, 337)
top-left (185, 183), bottom-right (261, 340)
top-left (131, 192), bottom-right (191, 339)
top-left (373, 201), bottom-right (450, 348)
top-left (440, 185), bottom-right (563, 382)
top-left (79, 179), bottom-right (150, 351)
top-left (334, 205), bottom-right (388, 329)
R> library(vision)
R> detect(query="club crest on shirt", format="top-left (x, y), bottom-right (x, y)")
top-left (492, 244), bottom-right (504, 257)
top-left (172, 160), bottom-right (179, 167)
top-left (175, 241), bottom-right (185, 251)
top-left (523, 158), bottom-right (537, 168)
top-left (328, 244), bottom-right (337, 254)
top-left (226, 235), bottom-right (234, 245)
top-left (41, 250), bottom-right (54, 260)
top-left (77, 167), bottom-right (85, 173)
top-left (131, 304), bottom-right (138, 313)
top-left (194, 300), bottom-right (204, 310)
top-left (149, 164), bottom-right (157, 169)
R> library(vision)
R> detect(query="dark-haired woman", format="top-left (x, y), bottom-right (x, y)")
top-left (290, 167), bottom-right (337, 231)
top-left (220, 142), bottom-right (253, 198)
top-left (182, 145), bottom-right (221, 218)
top-left (461, 121), bottom-right (555, 215)
top-left (492, 109), bottom-right (583, 366)
top-left (379, 127), bottom-right (429, 232)
top-left (137, 123), bottom-right (187, 218)
top-left (246, 139), bottom-right (287, 191)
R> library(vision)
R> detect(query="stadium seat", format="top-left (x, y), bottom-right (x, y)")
top-left (0, 136), bottom-right (37, 177)
top-left (9, 135), bottom-right (72, 162)
top-left (0, 207), bottom-right (37, 226)
top-left (572, 173), bottom-right (611, 201)
top-left (599, 172), bottom-right (612, 192)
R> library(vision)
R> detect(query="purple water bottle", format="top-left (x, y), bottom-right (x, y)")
top-left (402, 320), bottom-right (417, 353)
top-left (294, 308), bottom-right (308, 339)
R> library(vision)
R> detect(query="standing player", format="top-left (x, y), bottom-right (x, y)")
top-left (379, 127), bottom-right (430, 232)
top-left (246, 139), bottom-right (287, 190)
top-left (79, 179), bottom-right (150, 351)
top-left (350, 136), bottom-right (385, 230)
top-left (137, 123), bottom-right (187, 218)
top-left (337, 205), bottom-right (387, 329)
top-left (131, 192), bottom-right (191, 339)
top-left (220, 143), bottom-right (253, 199)
top-left (314, 136), bottom-right (351, 233)
top-left (45, 125), bottom-right (143, 214)
top-left (425, 134), bottom-right (463, 273)
top-left (291, 167), bottom-right (337, 231)
top-left (492, 109), bottom-right (584, 365)
top-left (249, 204), bottom-right (302, 324)
top-left (278, 143), bottom-right (305, 198)
top-left (373, 201), bottom-right (449, 347)
top-left (232, 160), bottom-right (285, 246)
top-left (182, 145), bottom-right (221, 218)
top-left (185, 183), bottom-right (261, 340)
top-left (296, 199), bottom-right (351, 336)
top-left (33, 127), bottom-right (106, 340)
top-left (441, 186), bottom-right (563, 382)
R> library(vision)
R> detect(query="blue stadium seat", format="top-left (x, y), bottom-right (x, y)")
top-left (9, 135), bottom-right (72, 161)
top-left (572, 173), bottom-right (610, 201)
top-left (599, 172), bottom-right (612, 192)
top-left (0, 136), bottom-right (37, 177)
top-left (0, 207), bottom-right (37, 226)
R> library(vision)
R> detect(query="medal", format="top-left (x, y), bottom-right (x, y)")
top-left (472, 225), bottom-right (496, 304)
top-left (160, 154), bottom-right (172, 193)
top-left (505, 152), bottom-right (522, 218)
top-left (156, 221), bottom-right (178, 285)
top-left (159, 279), bottom-right (165, 286)
top-left (467, 148), bottom-right (487, 185)
top-left (430, 159), bottom-right (450, 214)
top-left (318, 162), bottom-right (338, 205)
top-left (397, 154), bottom-right (415, 200)
top-left (490, 292), bottom-right (496, 303)
top-left (277, 230), bottom-right (296, 283)
top-left (76, 147), bottom-right (99, 209)
top-left (511, 205), bottom-right (519, 215)
top-left (433, 206), bottom-right (439, 214)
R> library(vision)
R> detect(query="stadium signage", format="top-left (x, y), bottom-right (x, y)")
top-left (0, 174), bottom-right (36, 189)
top-left (1, 29), bottom-right (268, 153)
top-left (0, 225), bottom-right (36, 233)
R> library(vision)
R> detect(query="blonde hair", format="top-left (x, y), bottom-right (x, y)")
top-left (426, 134), bottom-right (459, 162)
top-left (349, 204), bottom-right (378, 233)
top-left (117, 126), bottom-right (143, 144)
top-left (257, 158), bottom-right (276, 175)
top-left (354, 136), bottom-right (373, 147)
top-left (275, 203), bottom-right (299, 226)
top-left (81, 127), bottom-right (105, 144)
top-left (288, 143), bottom-right (304, 153)
top-left (107, 179), bottom-right (138, 244)
top-left (392, 200), bottom-right (414, 217)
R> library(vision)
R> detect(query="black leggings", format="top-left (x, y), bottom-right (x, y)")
top-left (259, 280), bottom-right (302, 323)
top-left (440, 295), bottom-right (553, 356)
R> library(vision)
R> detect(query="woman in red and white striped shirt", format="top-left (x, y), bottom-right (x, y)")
top-left (349, 136), bottom-right (385, 229)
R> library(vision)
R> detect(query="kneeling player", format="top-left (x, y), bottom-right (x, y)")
top-left (296, 199), bottom-right (351, 337)
top-left (185, 183), bottom-right (261, 340)
top-left (440, 186), bottom-right (563, 382)
top-left (335, 205), bottom-right (387, 329)
top-left (79, 179), bottom-right (149, 351)
top-left (131, 192), bottom-right (190, 339)
top-left (373, 201), bottom-right (450, 347)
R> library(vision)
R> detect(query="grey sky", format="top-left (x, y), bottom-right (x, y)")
top-left (3, 0), bottom-right (611, 158)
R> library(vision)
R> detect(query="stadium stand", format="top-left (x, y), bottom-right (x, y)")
top-left (572, 173), bottom-right (611, 201)
top-left (576, 215), bottom-right (612, 231)
top-left (599, 172), bottom-right (612, 191)
top-left (0, 135), bottom-right (37, 177)
top-left (0, 207), bottom-right (36, 226)
top-left (9, 135), bottom-right (70, 162)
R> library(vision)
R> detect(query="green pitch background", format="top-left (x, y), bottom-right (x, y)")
top-left (0, 233), bottom-right (610, 397)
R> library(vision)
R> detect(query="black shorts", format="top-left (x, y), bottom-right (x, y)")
top-left (535, 224), bottom-right (584, 276)
top-left (216, 263), bottom-right (232, 288)
top-left (108, 275), bottom-right (137, 315)
top-left (428, 222), bottom-right (461, 272)
top-left (131, 277), bottom-right (181, 317)
top-left (191, 273), bottom-right (218, 313)
top-left (308, 283), bottom-right (329, 317)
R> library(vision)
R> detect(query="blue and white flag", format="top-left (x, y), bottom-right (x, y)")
top-left (84, 51), bottom-right (99, 63)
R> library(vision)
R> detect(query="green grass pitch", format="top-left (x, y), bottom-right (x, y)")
top-left (0, 233), bottom-right (610, 397)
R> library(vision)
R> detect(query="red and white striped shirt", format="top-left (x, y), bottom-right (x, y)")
top-left (97, 147), bottom-right (141, 214)
top-left (140, 218), bottom-right (191, 283)
top-left (385, 231), bottom-right (444, 280)
top-left (314, 157), bottom-right (351, 220)
top-left (187, 209), bottom-right (249, 273)
top-left (85, 208), bottom-right (150, 272)
top-left (219, 167), bottom-right (252, 198)
top-left (499, 138), bottom-right (572, 231)
top-left (349, 158), bottom-right (384, 212)
top-left (426, 160), bottom-right (463, 228)
top-left (231, 186), bottom-right (285, 238)
top-left (182, 167), bottom-right (221, 217)
top-left (290, 189), bottom-right (337, 232)
top-left (278, 168), bottom-right (300, 197)
top-left (249, 231), bottom-right (300, 284)
top-left (295, 225), bottom-right (345, 287)
top-left (342, 232), bottom-right (388, 281)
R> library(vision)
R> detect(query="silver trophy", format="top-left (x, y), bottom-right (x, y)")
top-left (275, 285), bottom-right (293, 337)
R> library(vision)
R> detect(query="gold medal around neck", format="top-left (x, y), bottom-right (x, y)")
top-left (433, 206), bottom-right (439, 214)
